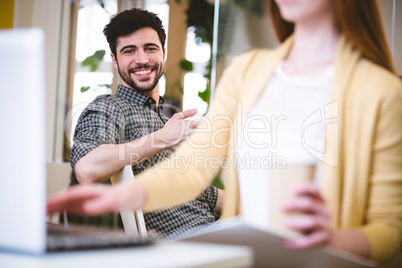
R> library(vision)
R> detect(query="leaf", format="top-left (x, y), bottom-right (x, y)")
top-left (211, 173), bottom-right (224, 189)
top-left (80, 86), bottom-right (90, 93)
top-left (81, 57), bottom-right (93, 66)
top-left (198, 88), bottom-right (210, 102)
top-left (81, 50), bottom-right (106, 72)
top-left (96, 0), bottom-right (105, 9)
top-left (179, 59), bottom-right (194, 72)
top-left (186, 0), bottom-right (214, 44)
top-left (93, 50), bottom-right (106, 61)
top-left (99, 83), bottom-right (111, 88)
top-left (233, 0), bottom-right (267, 16)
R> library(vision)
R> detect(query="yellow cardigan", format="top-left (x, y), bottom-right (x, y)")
top-left (138, 35), bottom-right (402, 262)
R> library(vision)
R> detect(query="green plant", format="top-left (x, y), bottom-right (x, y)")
top-left (79, 49), bottom-right (112, 93)
top-left (233, 0), bottom-right (267, 16)
top-left (183, 0), bottom-right (224, 189)
top-left (81, 50), bottom-right (106, 72)
top-left (179, 59), bottom-right (194, 72)
top-left (79, 0), bottom-right (112, 94)
top-left (186, 0), bottom-right (214, 45)
top-left (184, 0), bottom-right (215, 106)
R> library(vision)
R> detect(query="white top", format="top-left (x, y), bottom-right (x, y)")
top-left (236, 61), bottom-right (334, 230)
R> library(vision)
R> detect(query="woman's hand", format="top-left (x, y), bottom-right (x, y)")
top-left (47, 180), bottom-right (146, 216)
top-left (282, 181), bottom-right (331, 249)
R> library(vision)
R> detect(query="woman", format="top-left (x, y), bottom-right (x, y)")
top-left (48, 0), bottom-right (402, 262)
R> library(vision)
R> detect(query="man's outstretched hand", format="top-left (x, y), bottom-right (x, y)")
top-left (156, 108), bottom-right (199, 150)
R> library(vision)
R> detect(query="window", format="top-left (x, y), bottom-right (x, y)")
top-left (68, 0), bottom-right (117, 149)
top-left (183, 26), bottom-right (211, 115)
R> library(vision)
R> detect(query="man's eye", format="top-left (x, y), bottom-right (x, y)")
top-left (124, 50), bottom-right (134, 54)
top-left (146, 47), bottom-right (157, 52)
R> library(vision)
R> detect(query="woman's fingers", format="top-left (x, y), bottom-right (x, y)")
top-left (283, 213), bottom-right (328, 231)
top-left (83, 193), bottom-right (119, 215)
top-left (282, 196), bottom-right (329, 217)
top-left (292, 182), bottom-right (323, 201)
top-left (285, 229), bottom-right (330, 249)
top-left (282, 181), bottom-right (331, 250)
top-left (47, 184), bottom-right (110, 214)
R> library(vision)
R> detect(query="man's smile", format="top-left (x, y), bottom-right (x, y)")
top-left (134, 69), bottom-right (152, 76)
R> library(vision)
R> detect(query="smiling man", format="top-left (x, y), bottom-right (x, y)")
top-left (70, 8), bottom-right (223, 238)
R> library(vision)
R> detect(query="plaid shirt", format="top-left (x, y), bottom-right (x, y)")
top-left (70, 85), bottom-right (219, 238)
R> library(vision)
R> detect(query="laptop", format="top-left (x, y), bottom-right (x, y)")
top-left (0, 28), bottom-right (152, 254)
top-left (181, 217), bottom-right (377, 268)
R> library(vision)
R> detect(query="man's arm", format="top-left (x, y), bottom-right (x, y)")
top-left (215, 189), bottom-right (224, 215)
top-left (76, 109), bottom-right (198, 184)
top-left (195, 185), bottom-right (225, 216)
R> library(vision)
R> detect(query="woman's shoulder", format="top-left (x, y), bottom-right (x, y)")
top-left (231, 47), bottom-right (281, 65)
top-left (355, 58), bottom-right (402, 99)
top-left (224, 47), bottom-right (283, 82)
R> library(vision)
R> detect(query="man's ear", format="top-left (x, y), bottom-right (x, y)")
top-left (111, 52), bottom-right (118, 70)
top-left (163, 47), bottom-right (166, 61)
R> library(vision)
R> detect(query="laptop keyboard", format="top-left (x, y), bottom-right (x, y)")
top-left (47, 223), bottom-right (154, 251)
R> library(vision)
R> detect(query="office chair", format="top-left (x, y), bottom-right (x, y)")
top-left (110, 165), bottom-right (147, 237)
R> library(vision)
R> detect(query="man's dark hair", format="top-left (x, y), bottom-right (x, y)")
top-left (103, 8), bottom-right (166, 57)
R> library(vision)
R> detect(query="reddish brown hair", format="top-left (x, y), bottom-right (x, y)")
top-left (269, 0), bottom-right (396, 73)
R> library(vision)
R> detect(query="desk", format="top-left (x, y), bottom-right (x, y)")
top-left (0, 241), bottom-right (253, 268)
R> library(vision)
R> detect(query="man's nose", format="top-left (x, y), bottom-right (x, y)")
top-left (135, 50), bottom-right (149, 64)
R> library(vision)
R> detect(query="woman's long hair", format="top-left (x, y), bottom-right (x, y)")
top-left (269, 0), bottom-right (396, 73)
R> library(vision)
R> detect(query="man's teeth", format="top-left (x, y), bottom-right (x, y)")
top-left (135, 70), bottom-right (151, 75)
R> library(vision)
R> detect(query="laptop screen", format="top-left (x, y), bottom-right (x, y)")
top-left (0, 28), bottom-right (47, 254)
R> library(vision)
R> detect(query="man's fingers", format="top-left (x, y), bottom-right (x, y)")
top-left (178, 108), bottom-right (197, 119)
top-left (188, 119), bottom-right (200, 129)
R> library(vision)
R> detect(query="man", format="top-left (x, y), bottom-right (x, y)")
top-left (70, 8), bottom-right (223, 238)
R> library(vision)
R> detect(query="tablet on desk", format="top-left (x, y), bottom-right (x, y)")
top-left (182, 217), bottom-right (377, 268)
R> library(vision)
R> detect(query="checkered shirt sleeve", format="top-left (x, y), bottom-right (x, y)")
top-left (70, 95), bottom-right (126, 170)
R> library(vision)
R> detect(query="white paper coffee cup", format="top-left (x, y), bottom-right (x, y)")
top-left (267, 164), bottom-right (316, 238)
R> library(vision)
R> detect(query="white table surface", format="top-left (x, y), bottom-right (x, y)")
top-left (0, 241), bottom-right (254, 268)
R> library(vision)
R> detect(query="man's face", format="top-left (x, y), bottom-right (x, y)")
top-left (111, 27), bottom-right (165, 93)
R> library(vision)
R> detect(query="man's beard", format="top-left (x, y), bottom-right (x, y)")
top-left (118, 63), bottom-right (164, 92)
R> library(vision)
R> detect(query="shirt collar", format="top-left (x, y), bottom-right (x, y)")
top-left (115, 85), bottom-right (165, 112)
